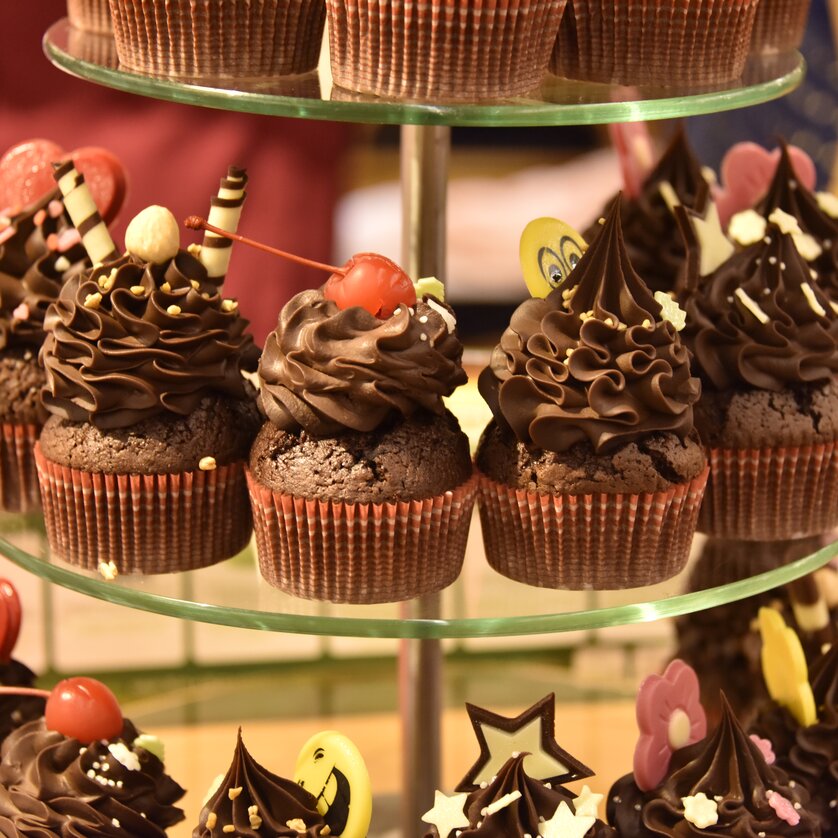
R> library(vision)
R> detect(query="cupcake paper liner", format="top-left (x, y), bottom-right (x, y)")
top-left (108, 0), bottom-right (326, 79)
top-left (326, 0), bottom-right (568, 99)
top-left (0, 423), bottom-right (40, 514)
top-left (750, 0), bottom-right (811, 53)
top-left (35, 444), bottom-right (252, 573)
top-left (698, 443), bottom-right (838, 540)
top-left (477, 467), bottom-right (709, 590)
top-left (67, 25), bottom-right (120, 67)
top-left (67, 0), bottom-right (113, 33)
top-left (552, 0), bottom-right (760, 87)
top-left (247, 471), bottom-right (478, 603)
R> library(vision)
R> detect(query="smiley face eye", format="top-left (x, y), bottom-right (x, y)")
top-left (560, 236), bottom-right (583, 273)
top-left (537, 247), bottom-right (564, 289)
top-left (314, 748), bottom-right (325, 761)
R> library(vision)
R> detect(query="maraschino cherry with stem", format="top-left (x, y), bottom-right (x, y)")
top-left (184, 216), bottom-right (417, 318)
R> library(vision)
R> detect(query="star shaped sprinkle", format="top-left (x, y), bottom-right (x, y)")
top-left (421, 790), bottom-right (470, 838)
top-left (681, 793), bottom-right (719, 828)
top-left (653, 291), bottom-right (686, 331)
top-left (455, 694), bottom-right (593, 791)
top-left (573, 785), bottom-right (604, 819)
top-left (538, 801), bottom-right (595, 838)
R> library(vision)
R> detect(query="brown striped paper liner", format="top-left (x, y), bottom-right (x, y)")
top-left (67, 0), bottom-right (113, 33)
top-left (35, 444), bottom-right (252, 574)
top-left (108, 0), bottom-right (326, 79)
top-left (247, 471), bottom-right (478, 603)
top-left (326, 0), bottom-right (568, 100)
top-left (750, 0), bottom-right (811, 53)
top-left (477, 466), bottom-right (709, 590)
top-left (0, 423), bottom-right (40, 514)
top-left (552, 0), bottom-right (760, 87)
top-left (698, 443), bottom-right (838, 540)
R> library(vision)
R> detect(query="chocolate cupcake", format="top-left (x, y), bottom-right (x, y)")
top-left (248, 267), bottom-right (475, 603)
top-left (476, 198), bottom-right (707, 590)
top-left (679, 208), bottom-right (838, 539)
top-left (585, 128), bottom-right (713, 296)
top-left (37, 165), bottom-right (259, 574)
top-left (67, 0), bottom-right (112, 33)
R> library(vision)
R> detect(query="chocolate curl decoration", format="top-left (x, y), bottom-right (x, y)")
top-left (52, 161), bottom-right (118, 265)
top-left (199, 166), bottom-right (248, 284)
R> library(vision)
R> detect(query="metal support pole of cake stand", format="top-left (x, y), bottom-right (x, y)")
top-left (399, 123), bottom-right (451, 837)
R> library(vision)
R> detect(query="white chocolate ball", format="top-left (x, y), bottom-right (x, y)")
top-left (125, 206), bottom-right (180, 264)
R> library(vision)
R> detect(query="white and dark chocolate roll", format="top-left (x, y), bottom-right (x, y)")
top-left (199, 166), bottom-right (247, 285)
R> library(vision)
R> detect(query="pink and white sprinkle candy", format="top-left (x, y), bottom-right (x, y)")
top-left (749, 735), bottom-right (776, 765)
top-left (768, 791), bottom-right (800, 826)
top-left (56, 228), bottom-right (80, 252)
top-left (12, 303), bottom-right (29, 322)
top-left (48, 200), bottom-right (63, 218)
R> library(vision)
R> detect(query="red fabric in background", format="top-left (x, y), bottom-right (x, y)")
top-left (0, 1), bottom-right (352, 345)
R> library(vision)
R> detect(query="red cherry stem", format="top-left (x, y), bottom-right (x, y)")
top-left (0, 686), bottom-right (49, 699)
top-left (184, 216), bottom-right (345, 276)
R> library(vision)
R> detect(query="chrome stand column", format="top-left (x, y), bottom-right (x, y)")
top-left (399, 123), bottom-right (450, 837)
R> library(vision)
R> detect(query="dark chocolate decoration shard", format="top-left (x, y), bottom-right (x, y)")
top-left (455, 693), bottom-right (594, 792)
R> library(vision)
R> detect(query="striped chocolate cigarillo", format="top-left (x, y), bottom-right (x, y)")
top-left (199, 166), bottom-right (248, 284)
top-left (52, 161), bottom-right (119, 266)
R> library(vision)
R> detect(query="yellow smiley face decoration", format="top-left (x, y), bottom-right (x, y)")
top-left (294, 731), bottom-right (372, 838)
top-left (519, 217), bottom-right (588, 299)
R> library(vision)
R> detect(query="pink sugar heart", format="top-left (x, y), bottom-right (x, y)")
top-left (715, 142), bottom-right (816, 229)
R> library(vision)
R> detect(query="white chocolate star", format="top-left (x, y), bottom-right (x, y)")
top-left (653, 291), bottom-right (687, 331)
top-left (816, 191), bottom-right (838, 219)
top-left (681, 793), bottom-right (719, 829)
top-left (573, 786), bottom-right (604, 819)
top-left (539, 802), bottom-right (595, 838)
top-left (421, 791), bottom-right (470, 838)
top-left (768, 208), bottom-right (802, 236)
top-left (691, 202), bottom-right (735, 276)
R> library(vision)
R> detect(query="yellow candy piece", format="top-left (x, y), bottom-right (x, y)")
top-left (519, 217), bottom-right (587, 299)
top-left (294, 731), bottom-right (372, 838)
top-left (758, 607), bottom-right (817, 727)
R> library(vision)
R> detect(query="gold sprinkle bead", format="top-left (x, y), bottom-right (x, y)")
top-left (221, 299), bottom-right (239, 312)
top-left (202, 292), bottom-right (211, 300)
top-left (249, 817), bottom-right (262, 829)
top-left (130, 285), bottom-right (145, 296)
top-left (84, 292), bottom-right (103, 309)
top-left (160, 282), bottom-right (171, 293)
top-left (641, 318), bottom-right (652, 328)
top-left (286, 820), bottom-right (307, 833)
top-left (228, 787), bottom-right (242, 801)
top-left (319, 827), bottom-right (331, 836)
top-left (565, 348), bottom-right (574, 358)
top-left (248, 807), bottom-right (259, 816)
top-left (206, 813), bottom-right (217, 830)
top-left (199, 456), bottom-right (217, 471)
top-left (187, 243), bottom-right (202, 255)
top-left (222, 826), bottom-right (235, 833)
top-left (167, 305), bottom-right (182, 316)
top-left (98, 561), bottom-right (118, 581)
top-left (190, 279), bottom-right (200, 289)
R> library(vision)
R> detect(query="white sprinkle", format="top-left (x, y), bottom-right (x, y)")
top-left (780, 262), bottom-right (787, 270)
top-left (86, 769), bottom-right (96, 778)
top-left (764, 236), bottom-right (772, 244)
top-left (790, 180), bottom-right (798, 189)
top-left (112, 819), bottom-right (120, 828)
top-left (23, 350), bottom-right (32, 361)
top-left (483, 791), bottom-right (523, 817)
top-left (479, 782), bottom-right (488, 789)
top-left (768, 256), bottom-right (778, 265)
top-left (408, 307), bottom-right (415, 316)
top-left (734, 288), bottom-right (770, 323)
top-left (635, 803), bottom-right (642, 811)
top-left (802, 282), bottom-right (827, 316)
top-left (794, 802), bottom-right (801, 810)
top-left (419, 315), bottom-right (428, 324)
top-left (790, 781), bottom-right (797, 788)
top-left (101, 762), bottom-right (109, 771)
top-left (109, 742), bottom-right (141, 771)
top-left (393, 308), bottom-right (401, 316)
top-left (107, 779), bottom-right (115, 786)
top-left (511, 751), bottom-right (520, 758)
top-left (79, 748), bottom-right (87, 755)
top-left (714, 796), bottom-right (723, 802)
top-left (420, 333), bottom-right (428, 341)
top-left (811, 269), bottom-right (819, 280)
top-left (764, 288), bottom-right (771, 295)
top-left (426, 297), bottom-right (457, 332)
top-left (117, 780), bottom-right (123, 788)
top-left (92, 762), bottom-right (100, 769)
top-left (55, 256), bottom-right (70, 272)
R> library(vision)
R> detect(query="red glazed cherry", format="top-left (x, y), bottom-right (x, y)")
top-left (324, 253), bottom-right (416, 317)
top-left (0, 579), bottom-right (21, 664)
top-left (45, 677), bottom-right (123, 742)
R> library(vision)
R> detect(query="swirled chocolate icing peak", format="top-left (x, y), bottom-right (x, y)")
top-left (810, 643), bottom-right (838, 710)
top-left (479, 198), bottom-right (700, 455)
top-left (41, 250), bottom-right (258, 429)
top-left (193, 730), bottom-right (325, 838)
top-left (680, 221), bottom-right (838, 391)
top-left (258, 288), bottom-right (466, 435)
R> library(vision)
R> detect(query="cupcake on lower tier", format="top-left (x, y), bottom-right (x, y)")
top-left (38, 166), bottom-right (259, 573)
top-left (326, 0), bottom-right (568, 100)
top-left (248, 262), bottom-right (475, 604)
top-left (476, 199), bottom-right (707, 590)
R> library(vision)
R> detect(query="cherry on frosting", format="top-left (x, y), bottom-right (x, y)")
top-left (45, 677), bottom-right (124, 742)
top-left (0, 579), bottom-right (22, 664)
top-left (323, 253), bottom-right (416, 317)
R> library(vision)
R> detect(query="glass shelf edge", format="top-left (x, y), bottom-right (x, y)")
top-left (1, 535), bottom-right (834, 640)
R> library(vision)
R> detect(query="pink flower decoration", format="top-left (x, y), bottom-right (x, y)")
top-left (633, 660), bottom-right (707, 791)
top-left (768, 790), bottom-right (800, 826)
top-left (750, 734), bottom-right (776, 765)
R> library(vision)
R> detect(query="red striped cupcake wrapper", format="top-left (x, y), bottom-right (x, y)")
top-left (552, 0), bottom-right (760, 87)
top-left (327, 0), bottom-right (568, 99)
top-left (0, 423), bottom-right (41, 514)
top-left (750, 0), bottom-right (811, 53)
top-left (477, 466), bottom-right (709, 590)
top-left (67, 0), bottom-right (113, 33)
top-left (246, 471), bottom-right (477, 603)
top-left (108, 0), bottom-right (326, 79)
top-left (35, 443), bottom-right (252, 574)
top-left (698, 442), bottom-right (838, 540)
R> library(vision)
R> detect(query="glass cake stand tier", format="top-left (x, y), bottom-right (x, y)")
top-left (0, 515), bottom-right (834, 639)
top-left (44, 19), bottom-right (805, 127)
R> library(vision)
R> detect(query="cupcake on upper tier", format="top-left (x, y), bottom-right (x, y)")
top-left (37, 163), bottom-right (259, 574)
top-left (247, 251), bottom-right (475, 603)
top-left (476, 198), bottom-right (707, 590)
top-left (677, 203), bottom-right (838, 539)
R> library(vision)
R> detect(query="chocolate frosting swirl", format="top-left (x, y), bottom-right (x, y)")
top-left (479, 198), bottom-right (700, 455)
top-left (41, 250), bottom-right (259, 430)
top-left (640, 697), bottom-right (818, 837)
top-left (258, 289), bottom-right (467, 435)
top-left (0, 189), bottom-right (87, 352)
top-left (585, 129), bottom-right (710, 295)
top-left (680, 223), bottom-right (838, 391)
top-left (193, 731), bottom-right (324, 838)
top-left (0, 717), bottom-right (185, 838)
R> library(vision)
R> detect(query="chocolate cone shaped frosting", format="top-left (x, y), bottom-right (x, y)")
top-left (644, 695), bottom-right (818, 836)
top-left (479, 197), bottom-right (700, 455)
top-left (193, 730), bottom-right (325, 838)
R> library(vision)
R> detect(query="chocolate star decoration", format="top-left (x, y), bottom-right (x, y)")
top-left (455, 694), bottom-right (594, 792)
